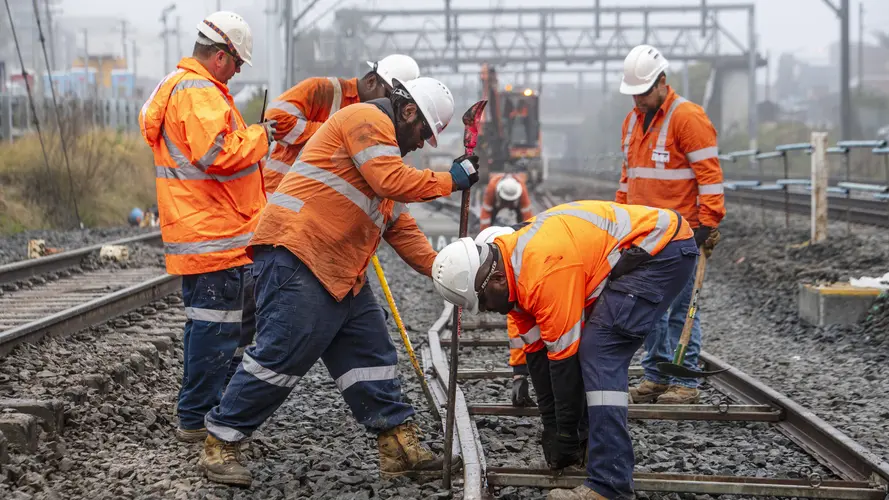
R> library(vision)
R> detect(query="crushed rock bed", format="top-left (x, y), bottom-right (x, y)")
top-left (0, 227), bottom-right (155, 266)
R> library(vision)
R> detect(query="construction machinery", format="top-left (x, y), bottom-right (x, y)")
top-left (476, 64), bottom-right (544, 192)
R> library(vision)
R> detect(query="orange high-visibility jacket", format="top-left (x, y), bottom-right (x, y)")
top-left (263, 77), bottom-right (361, 194)
top-left (480, 173), bottom-right (534, 230)
top-left (492, 200), bottom-right (693, 361)
top-left (249, 98), bottom-right (455, 301)
top-left (139, 57), bottom-right (269, 276)
top-left (615, 87), bottom-right (725, 229)
top-left (507, 313), bottom-right (529, 367)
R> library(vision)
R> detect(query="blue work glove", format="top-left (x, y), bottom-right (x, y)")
top-left (449, 154), bottom-right (480, 191)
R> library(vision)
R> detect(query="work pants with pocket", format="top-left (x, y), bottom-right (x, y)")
top-left (581, 237), bottom-right (698, 498)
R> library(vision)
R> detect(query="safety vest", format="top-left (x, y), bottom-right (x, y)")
top-left (480, 173), bottom-right (533, 230)
top-left (138, 57), bottom-right (269, 276)
top-left (493, 200), bottom-right (693, 361)
top-left (615, 86), bottom-right (726, 229)
top-left (263, 77), bottom-right (360, 194)
top-left (249, 98), bottom-right (454, 301)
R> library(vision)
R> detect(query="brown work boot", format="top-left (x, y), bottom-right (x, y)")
top-left (199, 434), bottom-right (252, 487)
top-left (628, 379), bottom-right (669, 403)
top-left (656, 385), bottom-right (700, 404)
top-left (547, 485), bottom-right (608, 500)
top-left (175, 427), bottom-right (208, 443)
top-left (378, 422), bottom-right (459, 479)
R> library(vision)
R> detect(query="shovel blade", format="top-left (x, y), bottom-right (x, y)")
top-left (656, 361), bottom-right (730, 379)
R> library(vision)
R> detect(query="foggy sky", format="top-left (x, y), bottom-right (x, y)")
top-left (56, 0), bottom-right (889, 84)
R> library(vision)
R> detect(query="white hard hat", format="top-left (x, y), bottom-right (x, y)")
top-left (367, 54), bottom-right (421, 88)
top-left (197, 11), bottom-right (254, 67)
top-left (496, 176), bottom-right (522, 202)
top-left (475, 226), bottom-right (515, 245)
top-left (619, 44), bottom-right (669, 95)
top-left (395, 77), bottom-right (455, 148)
top-left (431, 237), bottom-right (482, 314)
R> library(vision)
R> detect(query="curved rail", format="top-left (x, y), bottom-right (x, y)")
top-left (0, 231), bottom-right (163, 286)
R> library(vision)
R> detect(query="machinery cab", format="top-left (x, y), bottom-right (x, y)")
top-left (477, 64), bottom-right (544, 193)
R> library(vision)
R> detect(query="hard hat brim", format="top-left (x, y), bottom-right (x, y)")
top-left (367, 60), bottom-right (394, 86)
top-left (619, 78), bottom-right (657, 96)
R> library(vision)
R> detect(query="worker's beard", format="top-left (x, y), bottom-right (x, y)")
top-left (395, 114), bottom-right (419, 157)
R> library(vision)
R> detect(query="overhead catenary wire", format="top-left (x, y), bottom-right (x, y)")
top-left (3, 0), bottom-right (61, 213)
top-left (31, 0), bottom-right (83, 229)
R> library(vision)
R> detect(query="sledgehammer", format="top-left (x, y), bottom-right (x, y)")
top-left (656, 252), bottom-right (729, 379)
top-left (371, 255), bottom-right (440, 420)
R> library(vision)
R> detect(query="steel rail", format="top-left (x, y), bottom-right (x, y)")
top-left (0, 273), bottom-right (180, 357)
top-left (0, 231), bottom-right (163, 286)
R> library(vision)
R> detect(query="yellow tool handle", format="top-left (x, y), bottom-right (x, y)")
top-left (371, 255), bottom-right (428, 394)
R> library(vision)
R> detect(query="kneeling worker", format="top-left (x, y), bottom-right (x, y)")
top-left (432, 201), bottom-right (698, 500)
top-left (479, 173), bottom-right (533, 230)
top-left (199, 76), bottom-right (481, 486)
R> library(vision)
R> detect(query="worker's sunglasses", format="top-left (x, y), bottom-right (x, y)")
top-left (420, 119), bottom-right (433, 141)
top-left (219, 46), bottom-right (243, 69)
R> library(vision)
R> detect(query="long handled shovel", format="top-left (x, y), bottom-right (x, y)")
top-left (371, 255), bottom-right (440, 420)
top-left (656, 252), bottom-right (729, 378)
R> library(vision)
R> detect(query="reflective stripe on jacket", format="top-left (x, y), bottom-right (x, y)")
top-left (493, 200), bottom-right (694, 361)
top-left (480, 173), bottom-right (534, 230)
top-left (138, 57), bottom-right (269, 275)
top-left (263, 77), bottom-right (360, 194)
top-left (615, 87), bottom-right (726, 228)
top-left (249, 98), bottom-right (455, 301)
top-left (507, 311), bottom-right (533, 367)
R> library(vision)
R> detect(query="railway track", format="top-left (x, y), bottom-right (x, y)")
top-left (421, 194), bottom-right (889, 499)
top-left (0, 232), bottom-right (177, 357)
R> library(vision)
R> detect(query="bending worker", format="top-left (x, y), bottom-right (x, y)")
top-left (479, 172), bottom-right (533, 230)
top-left (615, 44), bottom-right (725, 405)
top-left (199, 77), bottom-right (481, 486)
top-left (432, 200), bottom-right (698, 500)
top-left (262, 54), bottom-right (420, 194)
top-left (138, 11), bottom-right (276, 443)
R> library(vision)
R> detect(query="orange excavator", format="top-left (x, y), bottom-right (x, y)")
top-left (476, 64), bottom-right (544, 193)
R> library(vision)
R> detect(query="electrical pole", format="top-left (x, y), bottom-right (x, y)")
top-left (44, 0), bottom-right (56, 70)
top-left (283, 0), bottom-right (294, 88)
top-left (858, 1), bottom-right (863, 96)
top-left (217, 0), bottom-right (222, 10)
top-left (840, 0), bottom-right (850, 140)
top-left (159, 4), bottom-right (176, 73)
top-left (175, 16), bottom-right (182, 62)
top-left (82, 29), bottom-right (89, 98)
top-left (120, 20), bottom-right (127, 69)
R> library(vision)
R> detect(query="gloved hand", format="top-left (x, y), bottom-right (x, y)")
top-left (511, 375), bottom-right (535, 407)
top-left (259, 120), bottom-right (278, 145)
top-left (702, 227), bottom-right (721, 258)
top-left (693, 225), bottom-right (712, 248)
top-left (449, 154), bottom-right (480, 191)
top-left (549, 432), bottom-right (584, 470)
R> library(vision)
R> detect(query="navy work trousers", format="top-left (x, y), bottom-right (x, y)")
top-left (224, 265), bottom-right (257, 388)
top-left (204, 245), bottom-right (414, 441)
top-left (581, 237), bottom-right (698, 499)
top-left (178, 267), bottom-right (246, 430)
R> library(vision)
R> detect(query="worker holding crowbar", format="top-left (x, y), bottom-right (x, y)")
top-left (198, 76), bottom-right (480, 487)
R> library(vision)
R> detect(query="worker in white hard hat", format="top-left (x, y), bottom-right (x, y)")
top-left (262, 54), bottom-right (422, 194)
top-left (199, 76), bottom-right (479, 486)
top-left (138, 10), bottom-right (276, 444)
top-left (479, 173), bottom-right (534, 231)
top-left (615, 44), bottom-right (725, 406)
top-left (431, 201), bottom-right (697, 500)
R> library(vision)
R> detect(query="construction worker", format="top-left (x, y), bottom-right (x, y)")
top-left (615, 44), bottom-right (725, 405)
top-left (199, 76), bottom-right (480, 486)
top-left (431, 200), bottom-right (699, 500)
top-left (474, 226), bottom-right (534, 408)
top-left (262, 54), bottom-right (421, 195)
top-left (479, 173), bottom-right (533, 230)
top-left (138, 11), bottom-right (276, 443)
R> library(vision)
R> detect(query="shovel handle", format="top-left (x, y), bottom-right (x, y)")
top-left (672, 251), bottom-right (708, 365)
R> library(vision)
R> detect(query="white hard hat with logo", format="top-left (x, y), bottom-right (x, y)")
top-left (619, 44), bottom-right (670, 95)
top-left (367, 54), bottom-right (421, 88)
top-left (496, 176), bottom-right (522, 202)
top-left (393, 77), bottom-right (455, 148)
top-left (197, 11), bottom-right (254, 66)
